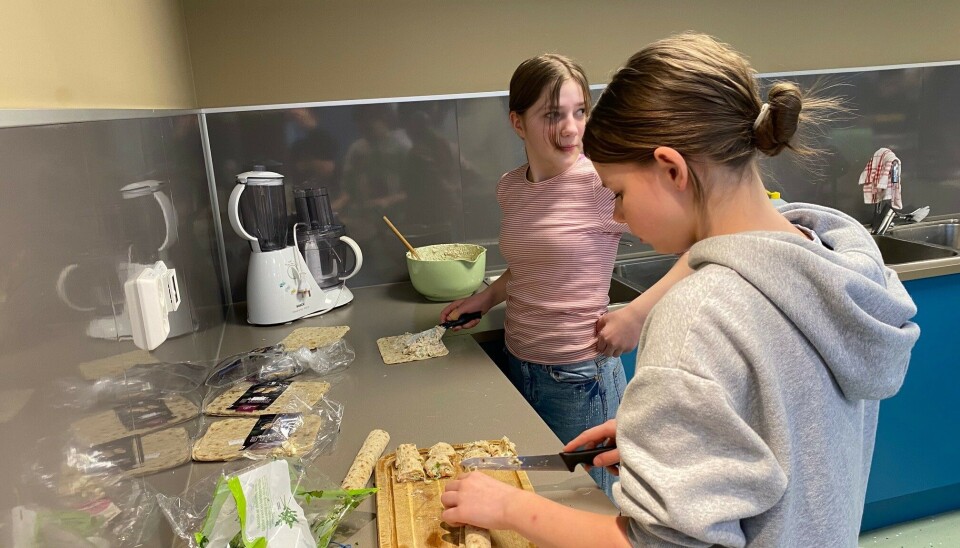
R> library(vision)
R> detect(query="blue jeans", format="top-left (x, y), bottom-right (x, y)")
top-left (502, 348), bottom-right (626, 501)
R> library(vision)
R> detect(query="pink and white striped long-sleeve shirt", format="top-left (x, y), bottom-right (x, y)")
top-left (497, 155), bottom-right (628, 365)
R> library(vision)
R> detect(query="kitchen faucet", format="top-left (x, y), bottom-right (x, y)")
top-left (871, 200), bottom-right (931, 235)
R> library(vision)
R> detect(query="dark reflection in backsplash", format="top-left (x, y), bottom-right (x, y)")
top-left (210, 66), bottom-right (960, 301)
top-left (0, 114), bottom-right (225, 384)
top-left (759, 65), bottom-right (960, 223)
top-left (0, 114), bottom-right (226, 543)
top-left (208, 101), bottom-right (469, 299)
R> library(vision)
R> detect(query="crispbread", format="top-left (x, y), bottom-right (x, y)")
top-left (77, 349), bottom-right (159, 380)
top-left (71, 394), bottom-right (199, 446)
top-left (133, 426), bottom-right (192, 475)
top-left (60, 427), bottom-right (191, 495)
top-left (191, 415), bottom-right (324, 461)
top-left (376, 333), bottom-right (448, 365)
top-left (203, 380), bottom-right (330, 416)
top-left (279, 326), bottom-right (350, 350)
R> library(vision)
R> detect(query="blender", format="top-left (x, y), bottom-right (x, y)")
top-left (228, 167), bottom-right (362, 325)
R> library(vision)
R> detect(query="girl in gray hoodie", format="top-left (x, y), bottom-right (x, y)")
top-left (441, 32), bottom-right (919, 547)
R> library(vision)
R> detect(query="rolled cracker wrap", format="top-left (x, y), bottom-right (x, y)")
top-left (394, 443), bottom-right (426, 483)
top-left (464, 525), bottom-right (491, 548)
top-left (341, 429), bottom-right (390, 490)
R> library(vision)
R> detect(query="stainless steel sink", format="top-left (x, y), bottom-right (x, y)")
top-left (612, 255), bottom-right (678, 293)
top-left (608, 277), bottom-right (642, 304)
top-left (873, 234), bottom-right (959, 264)
top-left (886, 220), bottom-right (960, 250)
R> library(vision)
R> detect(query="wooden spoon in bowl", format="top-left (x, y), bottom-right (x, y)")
top-left (382, 216), bottom-right (422, 260)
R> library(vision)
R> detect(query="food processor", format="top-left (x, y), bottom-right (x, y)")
top-left (228, 167), bottom-right (362, 325)
top-left (293, 187), bottom-right (362, 289)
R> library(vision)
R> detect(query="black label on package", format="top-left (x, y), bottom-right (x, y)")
top-left (227, 381), bottom-right (290, 412)
top-left (242, 413), bottom-right (303, 450)
top-left (114, 398), bottom-right (174, 431)
top-left (87, 435), bottom-right (145, 473)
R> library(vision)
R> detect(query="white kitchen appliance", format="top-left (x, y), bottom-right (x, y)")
top-left (56, 179), bottom-right (196, 342)
top-left (228, 167), bottom-right (362, 325)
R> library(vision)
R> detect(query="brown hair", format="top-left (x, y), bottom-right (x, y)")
top-left (583, 33), bottom-right (841, 203)
top-left (509, 54), bottom-right (591, 149)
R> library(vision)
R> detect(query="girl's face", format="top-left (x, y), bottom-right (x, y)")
top-left (511, 78), bottom-right (586, 178)
top-left (594, 156), bottom-right (697, 255)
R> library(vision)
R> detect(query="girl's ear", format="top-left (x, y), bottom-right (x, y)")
top-left (652, 147), bottom-right (690, 192)
top-left (509, 111), bottom-right (525, 140)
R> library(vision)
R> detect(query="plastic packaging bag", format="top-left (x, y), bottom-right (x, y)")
top-left (160, 460), bottom-right (314, 548)
top-left (157, 459), bottom-right (375, 548)
top-left (93, 361), bottom-right (208, 400)
top-left (206, 349), bottom-right (303, 388)
top-left (201, 376), bottom-right (333, 417)
top-left (69, 391), bottom-right (202, 446)
top-left (287, 338), bottom-right (355, 376)
top-left (192, 397), bottom-right (343, 463)
top-left (7, 478), bottom-right (160, 548)
top-left (49, 419), bottom-right (198, 498)
top-left (52, 361), bottom-right (208, 412)
top-left (298, 485), bottom-right (376, 546)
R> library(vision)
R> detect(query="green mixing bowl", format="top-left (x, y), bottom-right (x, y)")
top-left (406, 243), bottom-right (487, 302)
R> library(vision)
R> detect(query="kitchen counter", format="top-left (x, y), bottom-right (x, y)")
top-left (167, 282), bottom-right (617, 546)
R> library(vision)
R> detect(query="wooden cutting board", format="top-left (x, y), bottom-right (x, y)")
top-left (375, 442), bottom-right (536, 547)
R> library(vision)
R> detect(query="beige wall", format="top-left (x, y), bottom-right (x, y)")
top-left (184, 0), bottom-right (960, 108)
top-left (0, 0), bottom-right (196, 109)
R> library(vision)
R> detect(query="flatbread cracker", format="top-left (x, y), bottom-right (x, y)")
top-left (60, 427), bottom-right (191, 495)
top-left (191, 415), bottom-right (324, 461)
top-left (204, 380), bottom-right (330, 416)
top-left (376, 333), bottom-right (448, 365)
top-left (71, 394), bottom-right (199, 446)
top-left (279, 326), bottom-right (350, 350)
top-left (77, 350), bottom-right (158, 380)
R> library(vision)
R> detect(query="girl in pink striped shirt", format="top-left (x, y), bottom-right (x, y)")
top-left (441, 54), bottom-right (641, 497)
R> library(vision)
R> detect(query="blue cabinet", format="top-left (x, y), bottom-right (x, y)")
top-left (861, 273), bottom-right (960, 531)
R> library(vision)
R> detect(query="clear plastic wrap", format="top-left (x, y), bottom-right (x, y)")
top-left (157, 459), bottom-right (374, 548)
top-left (191, 397), bottom-right (343, 463)
top-left (52, 361), bottom-right (209, 412)
top-left (69, 391), bottom-right (202, 446)
top-left (93, 361), bottom-right (208, 400)
top-left (205, 347), bottom-right (302, 389)
top-left (7, 478), bottom-right (161, 548)
top-left (159, 460), bottom-right (312, 547)
top-left (287, 338), bottom-right (355, 376)
top-left (201, 376), bottom-right (333, 417)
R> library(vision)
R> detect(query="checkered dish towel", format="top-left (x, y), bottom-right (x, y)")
top-left (858, 147), bottom-right (902, 209)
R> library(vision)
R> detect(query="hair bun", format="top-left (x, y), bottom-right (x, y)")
top-left (754, 82), bottom-right (803, 156)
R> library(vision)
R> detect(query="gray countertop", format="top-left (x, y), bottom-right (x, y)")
top-left (172, 282), bottom-right (616, 546)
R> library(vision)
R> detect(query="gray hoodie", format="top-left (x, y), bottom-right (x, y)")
top-left (615, 203), bottom-right (919, 547)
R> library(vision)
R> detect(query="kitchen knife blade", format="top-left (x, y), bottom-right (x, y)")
top-left (405, 311), bottom-right (483, 347)
top-left (460, 446), bottom-right (615, 472)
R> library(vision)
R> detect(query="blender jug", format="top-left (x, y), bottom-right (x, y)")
top-left (229, 167), bottom-right (288, 252)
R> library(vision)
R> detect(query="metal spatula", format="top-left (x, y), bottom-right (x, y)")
top-left (404, 311), bottom-right (482, 347)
